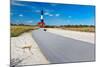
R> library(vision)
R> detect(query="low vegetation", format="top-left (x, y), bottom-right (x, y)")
top-left (61, 27), bottom-right (95, 32)
top-left (11, 25), bottom-right (38, 37)
top-left (11, 24), bottom-right (95, 37)
top-left (45, 25), bottom-right (95, 32)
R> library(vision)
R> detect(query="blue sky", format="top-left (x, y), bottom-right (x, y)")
top-left (11, 1), bottom-right (95, 25)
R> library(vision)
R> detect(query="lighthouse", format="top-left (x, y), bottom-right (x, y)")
top-left (41, 10), bottom-right (44, 22)
top-left (38, 10), bottom-right (45, 28)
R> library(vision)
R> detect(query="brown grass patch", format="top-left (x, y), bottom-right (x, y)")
top-left (61, 27), bottom-right (95, 32)
top-left (11, 25), bottom-right (38, 37)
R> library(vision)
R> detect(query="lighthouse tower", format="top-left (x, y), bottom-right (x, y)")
top-left (38, 10), bottom-right (45, 28)
top-left (41, 10), bottom-right (44, 22)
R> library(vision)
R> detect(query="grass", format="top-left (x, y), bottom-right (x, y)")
top-left (45, 25), bottom-right (95, 32)
top-left (11, 25), bottom-right (95, 37)
top-left (11, 25), bottom-right (38, 37)
top-left (61, 27), bottom-right (95, 32)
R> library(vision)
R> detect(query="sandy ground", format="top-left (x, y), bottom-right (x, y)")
top-left (46, 28), bottom-right (95, 44)
top-left (11, 32), bottom-right (49, 66)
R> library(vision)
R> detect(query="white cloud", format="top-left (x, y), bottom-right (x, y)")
top-left (68, 16), bottom-right (72, 18)
top-left (19, 14), bottom-right (23, 17)
top-left (44, 12), bottom-right (49, 15)
top-left (44, 11), bottom-right (60, 17)
top-left (45, 9), bottom-right (54, 12)
top-left (44, 12), bottom-right (54, 17)
top-left (55, 14), bottom-right (60, 17)
top-left (49, 14), bottom-right (53, 16)
top-left (44, 12), bottom-right (61, 17)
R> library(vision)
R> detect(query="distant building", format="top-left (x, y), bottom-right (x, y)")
top-left (38, 10), bottom-right (45, 28)
top-left (38, 22), bottom-right (45, 28)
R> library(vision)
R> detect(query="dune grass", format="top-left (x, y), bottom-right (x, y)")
top-left (61, 27), bottom-right (95, 32)
top-left (11, 25), bottom-right (37, 37)
top-left (45, 25), bottom-right (95, 32)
